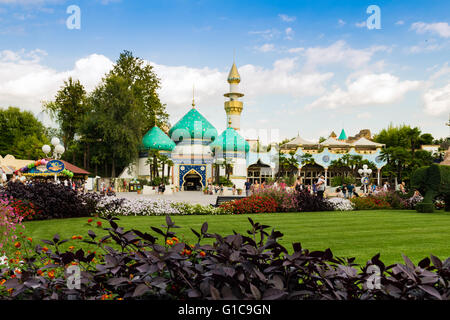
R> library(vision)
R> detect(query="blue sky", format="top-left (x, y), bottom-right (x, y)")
top-left (0, 0), bottom-right (449, 143)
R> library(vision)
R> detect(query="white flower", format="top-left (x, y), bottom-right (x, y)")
top-left (0, 255), bottom-right (8, 267)
top-left (327, 198), bottom-right (354, 211)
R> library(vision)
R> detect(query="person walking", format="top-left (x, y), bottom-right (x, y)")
top-left (341, 183), bottom-right (348, 199)
top-left (294, 177), bottom-right (303, 192)
top-left (347, 183), bottom-right (355, 198)
top-left (244, 179), bottom-right (252, 197)
top-left (315, 175), bottom-right (326, 199)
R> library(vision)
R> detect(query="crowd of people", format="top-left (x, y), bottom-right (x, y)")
top-left (0, 170), bottom-right (88, 193)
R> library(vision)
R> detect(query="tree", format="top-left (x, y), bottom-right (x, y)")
top-left (108, 50), bottom-right (169, 133)
top-left (0, 107), bottom-right (49, 159)
top-left (43, 77), bottom-right (88, 163)
top-left (88, 74), bottom-right (143, 177)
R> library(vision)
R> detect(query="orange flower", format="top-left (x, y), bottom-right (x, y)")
top-left (185, 250), bottom-right (192, 256)
top-left (42, 247), bottom-right (49, 252)
top-left (27, 237), bottom-right (32, 242)
top-left (199, 251), bottom-right (206, 257)
top-left (117, 298), bottom-right (123, 300)
top-left (68, 246), bottom-right (75, 251)
top-left (48, 270), bottom-right (55, 279)
top-left (37, 270), bottom-right (43, 276)
top-left (166, 239), bottom-right (174, 246)
top-left (172, 237), bottom-right (179, 243)
top-left (14, 242), bottom-right (21, 249)
top-left (71, 236), bottom-right (78, 240)
top-left (0, 279), bottom-right (6, 286)
top-left (77, 236), bottom-right (83, 240)
top-left (129, 274), bottom-right (134, 279)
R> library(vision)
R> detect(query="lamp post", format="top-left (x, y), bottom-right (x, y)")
top-left (358, 164), bottom-right (372, 195)
top-left (42, 137), bottom-right (65, 182)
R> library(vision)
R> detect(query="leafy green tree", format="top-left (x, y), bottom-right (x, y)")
top-left (43, 77), bottom-right (88, 163)
top-left (88, 74), bottom-right (143, 177)
top-left (0, 107), bottom-right (49, 159)
top-left (108, 50), bottom-right (169, 133)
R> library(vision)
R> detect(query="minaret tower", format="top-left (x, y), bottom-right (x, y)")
top-left (224, 62), bottom-right (244, 131)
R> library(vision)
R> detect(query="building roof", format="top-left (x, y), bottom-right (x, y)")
top-left (142, 126), bottom-right (176, 151)
top-left (168, 107), bottom-right (218, 142)
top-left (51, 159), bottom-right (90, 175)
top-left (351, 137), bottom-right (384, 147)
top-left (210, 127), bottom-right (250, 153)
top-left (282, 135), bottom-right (317, 148)
top-left (320, 137), bottom-right (350, 146)
top-left (338, 129), bottom-right (347, 140)
top-left (0, 154), bottom-right (33, 170)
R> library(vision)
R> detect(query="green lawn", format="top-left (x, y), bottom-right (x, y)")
top-left (21, 210), bottom-right (450, 266)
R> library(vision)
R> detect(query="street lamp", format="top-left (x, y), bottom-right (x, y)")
top-left (42, 138), bottom-right (65, 181)
top-left (358, 164), bottom-right (372, 194)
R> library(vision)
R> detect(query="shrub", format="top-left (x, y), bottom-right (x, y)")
top-left (326, 198), bottom-right (354, 211)
top-left (351, 196), bottom-right (392, 210)
top-left (1, 216), bottom-right (450, 300)
top-left (294, 191), bottom-right (334, 212)
top-left (0, 182), bottom-right (94, 220)
top-left (0, 196), bottom-right (25, 252)
top-left (220, 195), bottom-right (278, 214)
top-left (372, 191), bottom-right (408, 209)
top-left (253, 186), bottom-right (298, 212)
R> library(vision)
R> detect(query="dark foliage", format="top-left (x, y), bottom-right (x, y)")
top-left (0, 182), bottom-right (101, 220)
top-left (294, 190), bottom-right (334, 212)
top-left (3, 216), bottom-right (449, 300)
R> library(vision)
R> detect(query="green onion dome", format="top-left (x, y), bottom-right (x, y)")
top-left (209, 127), bottom-right (250, 153)
top-left (168, 108), bottom-right (218, 142)
top-left (141, 126), bottom-right (176, 151)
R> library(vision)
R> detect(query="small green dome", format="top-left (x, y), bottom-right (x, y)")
top-left (210, 127), bottom-right (250, 153)
top-left (168, 108), bottom-right (217, 142)
top-left (142, 126), bottom-right (176, 151)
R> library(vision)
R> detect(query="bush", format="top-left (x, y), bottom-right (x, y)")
top-left (295, 190), bottom-right (333, 212)
top-left (220, 195), bottom-right (278, 214)
top-left (0, 182), bottom-right (95, 220)
top-left (253, 186), bottom-right (298, 212)
top-left (416, 202), bottom-right (435, 213)
top-left (351, 196), bottom-right (392, 210)
top-left (2, 216), bottom-right (450, 300)
top-left (326, 198), bottom-right (354, 211)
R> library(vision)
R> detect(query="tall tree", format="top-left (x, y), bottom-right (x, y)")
top-left (43, 77), bottom-right (88, 163)
top-left (108, 50), bottom-right (169, 134)
top-left (0, 107), bottom-right (49, 159)
top-left (88, 75), bottom-right (143, 177)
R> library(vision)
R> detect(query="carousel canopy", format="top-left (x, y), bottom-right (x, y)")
top-left (142, 126), bottom-right (176, 151)
top-left (282, 135), bottom-right (317, 148)
top-left (351, 137), bottom-right (384, 148)
top-left (320, 137), bottom-right (350, 147)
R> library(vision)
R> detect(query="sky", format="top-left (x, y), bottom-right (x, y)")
top-left (0, 0), bottom-right (449, 144)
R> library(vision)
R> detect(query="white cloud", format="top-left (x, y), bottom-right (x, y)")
top-left (357, 112), bottom-right (372, 119)
top-left (255, 43), bottom-right (275, 52)
top-left (411, 21), bottom-right (450, 38)
top-left (248, 29), bottom-right (280, 40)
top-left (355, 21), bottom-right (366, 28)
top-left (302, 40), bottom-right (389, 70)
top-left (0, 50), bottom-right (113, 114)
top-left (395, 20), bottom-right (405, 25)
top-left (430, 62), bottom-right (450, 80)
top-left (278, 14), bottom-right (296, 22)
top-left (307, 73), bottom-right (421, 110)
top-left (285, 27), bottom-right (294, 40)
top-left (338, 19), bottom-right (346, 26)
top-left (423, 83), bottom-right (450, 115)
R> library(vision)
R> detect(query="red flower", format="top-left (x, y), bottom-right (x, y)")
top-left (96, 221), bottom-right (102, 227)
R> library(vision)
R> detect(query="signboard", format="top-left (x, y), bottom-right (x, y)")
top-left (47, 160), bottom-right (65, 173)
top-left (361, 176), bottom-right (370, 185)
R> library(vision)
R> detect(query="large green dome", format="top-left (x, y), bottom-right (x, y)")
top-left (168, 108), bottom-right (218, 142)
top-left (209, 127), bottom-right (250, 153)
top-left (142, 126), bottom-right (176, 151)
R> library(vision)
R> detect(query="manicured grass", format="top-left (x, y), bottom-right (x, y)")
top-left (21, 210), bottom-right (450, 266)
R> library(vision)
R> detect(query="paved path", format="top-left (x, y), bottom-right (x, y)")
top-left (116, 192), bottom-right (220, 206)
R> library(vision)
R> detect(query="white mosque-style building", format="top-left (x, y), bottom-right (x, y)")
top-left (120, 62), bottom-right (388, 190)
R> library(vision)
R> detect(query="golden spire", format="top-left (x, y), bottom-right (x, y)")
top-left (227, 62), bottom-right (241, 84)
top-left (192, 84), bottom-right (195, 108)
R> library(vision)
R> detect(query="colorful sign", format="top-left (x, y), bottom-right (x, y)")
top-left (47, 160), bottom-right (65, 173)
top-left (361, 176), bottom-right (370, 185)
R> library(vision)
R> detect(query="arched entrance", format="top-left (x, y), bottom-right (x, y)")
top-left (299, 164), bottom-right (325, 187)
top-left (248, 159), bottom-right (272, 184)
top-left (183, 171), bottom-right (203, 191)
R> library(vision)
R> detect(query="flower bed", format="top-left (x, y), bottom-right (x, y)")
top-left (1, 216), bottom-right (450, 300)
top-left (219, 195), bottom-right (278, 214)
top-left (326, 198), bottom-right (354, 211)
